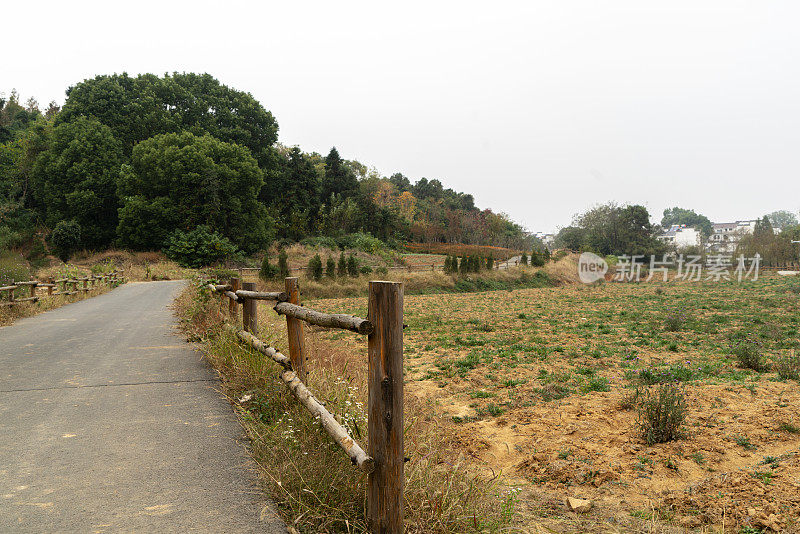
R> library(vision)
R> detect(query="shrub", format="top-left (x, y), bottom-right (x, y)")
top-left (259, 252), bottom-right (278, 281)
top-left (307, 254), bottom-right (323, 280)
top-left (325, 257), bottom-right (336, 278)
top-left (50, 220), bottom-right (82, 262)
top-left (346, 254), bottom-right (358, 277)
top-left (486, 255), bottom-right (494, 270)
top-left (636, 383), bottom-right (687, 444)
top-left (664, 308), bottom-right (687, 332)
top-left (520, 252), bottom-right (528, 265)
top-left (730, 335), bottom-right (768, 371)
top-left (337, 251), bottom-right (347, 277)
top-left (360, 265), bottom-right (373, 275)
top-left (163, 225), bottom-right (237, 268)
top-left (278, 249), bottom-right (289, 278)
top-left (774, 351), bottom-right (800, 380)
top-left (531, 249), bottom-right (546, 267)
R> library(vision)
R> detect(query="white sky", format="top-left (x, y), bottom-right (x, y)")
top-left (4, 1), bottom-right (799, 233)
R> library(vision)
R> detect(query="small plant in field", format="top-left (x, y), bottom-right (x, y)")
top-left (779, 421), bottom-right (799, 434)
top-left (689, 451), bottom-right (705, 465)
top-left (636, 383), bottom-right (687, 445)
top-left (773, 350), bottom-right (800, 380)
top-left (664, 307), bottom-right (688, 332)
top-left (732, 434), bottom-right (756, 450)
top-left (730, 334), bottom-right (768, 372)
top-left (582, 376), bottom-right (610, 393)
top-left (618, 385), bottom-right (642, 410)
top-left (536, 384), bottom-right (571, 402)
top-left (558, 449), bottom-right (572, 459)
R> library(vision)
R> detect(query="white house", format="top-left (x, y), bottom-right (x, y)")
top-left (657, 225), bottom-right (701, 249)
top-left (707, 220), bottom-right (758, 253)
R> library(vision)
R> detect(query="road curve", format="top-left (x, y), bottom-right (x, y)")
top-left (0, 280), bottom-right (286, 533)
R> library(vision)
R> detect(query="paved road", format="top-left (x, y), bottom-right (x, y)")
top-left (0, 281), bottom-right (286, 533)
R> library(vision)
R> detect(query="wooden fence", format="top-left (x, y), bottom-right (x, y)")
top-left (1, 270), bottom-right (125, 307)
top-left (209, 276), bottom-right (404, 533)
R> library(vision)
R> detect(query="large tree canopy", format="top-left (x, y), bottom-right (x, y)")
top-left (58, 72), bottom-right (279, 168)
top-left (31, 116), bottom-right (124, 248)
top-left (555, 202), bottom-right (664, 256)
top-left (117, 131), bottom-right (272, 253)
top-left (661, 207), bottom-right (713, 237)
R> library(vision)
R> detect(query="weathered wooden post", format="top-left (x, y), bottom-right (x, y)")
top-left (242, 281), bottom-right (257, 335)
top-left (284, 277), bottom-right (307, 378)
top-left (367, 281), bottom-right (404, 533)
top-left (48, 278), bottom-right (54, 296)
top-left (229, 277), bottom-right (241, 316)
top-left (29, 283), bottom-right (36, 299)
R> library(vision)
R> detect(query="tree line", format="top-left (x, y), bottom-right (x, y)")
top-left (0, 73), bottom-right (535, 263)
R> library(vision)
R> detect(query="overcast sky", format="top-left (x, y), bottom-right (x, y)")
top-left (5, 1), bottom-right (799, 233)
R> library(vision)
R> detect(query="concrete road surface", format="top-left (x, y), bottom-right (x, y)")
top-left (0, 281), bottom-right (286, 533)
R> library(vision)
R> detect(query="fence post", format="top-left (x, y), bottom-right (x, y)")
top-left (48, 278), bottom-right (54, 296)
top-left (29, 283), bottom-right (36, 299)
top-left (241, 281), bottom-right (257, 335)
top-left (284, 277), bottom-right (307, 378)
top-left (229, 277), bottom-right (240, 316)
top-left (367, 281), bottom-right (404, 533)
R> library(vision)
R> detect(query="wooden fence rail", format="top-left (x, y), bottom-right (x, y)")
top-left (0, 270), bottom-right (126, 307)
top-left (209, 276), bottom-right (404, 533)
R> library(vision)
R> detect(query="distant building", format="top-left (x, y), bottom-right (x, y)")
top-left (707, 220), bottom-right (758, 253)
top-left (534, 232), bottom-right (555, 248)
top-left (657, 225), bottom-right (701, 249)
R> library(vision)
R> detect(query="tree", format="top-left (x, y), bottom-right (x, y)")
top-left (766, 210), bottom-right (798, 231)
top-left (260, 252), bottom-right (278, 280)
top-left (347, 254), bottom-right (358, 277)
top-left (31, 116), bottom-right (123, 248)
top-left (117, 131), bottom-right (272, 253)
top-left (564, 203), bottom-right (664, 257)
top-left (325, 256), bottom-right (336, 278)
top-left (50, 220), bottom-right (81, 262)
top-left (321, 147), bottom-right (358, 202)
top-left (754, 216), bottom-right (774, 237)
top-left (307, 254), bottom-right (323, 280)
top-left (278, 249), bottom-right (289, 278)
top-left (661, 207), bottom-right (713, 237)
top-left (58, 73), bottom-right (279, 166)
top-left (520, 252), bottom-right (528, 265)
top-left (337, 251), bottom-right (347, 277)
top-left (266, 147), bottom-right (321, 239)
top-left (486, 254), bottom-right (494, 270)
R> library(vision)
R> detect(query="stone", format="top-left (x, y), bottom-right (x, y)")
top-left (566, 497), bottom-right (592, 513)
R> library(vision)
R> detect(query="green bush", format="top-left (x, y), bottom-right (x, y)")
top-left (163, 225), bottom-right (237, 268)
top-left (730, 335), bottom-right (768, 372)
top-left (307, 254), bottom-right (323, 280)
top-left (337, 252), bottom-right (347, 277)
top-left (636, 383), bottom-right (687, 444)
top-left (774, 351), bottom-right (800, 380)
top-left (260, 253), bottom-right (278, 281)
top-left (375, 266), bottom-right (388, 276)
top-left (50, 220), bottom-right (82, 262)
top-left (486, 255), bottom-right (494, 270)
top-left (337, 233), bottom-right (385, 254)
top-left (346, 254), bottom-right (358, 277)
top-left (360, 265), bottom-right (373, 275)
top-left (278, 249), bottom-right (289, 278)
top-left (520, 253), bottom-right (528, 266)
top-left (326, 257), bottom-right (336, 278)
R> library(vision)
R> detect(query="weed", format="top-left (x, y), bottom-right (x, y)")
top-left (636, 383), bottom-right (688, 445)
top-left (664, 308), bottom-right (688, 332)
top-left (730, 334), bottom-right (768, 372)
top-left (582, 376), bottom-right (611, 393)
top-left (733, 435), bottom-right (757, 450)
top-left (779, 421), bottom-right (800, 434)
top-left (536, 384), bottom-right (572, 402)
top-left (774, 350), bottom-right (800, 380)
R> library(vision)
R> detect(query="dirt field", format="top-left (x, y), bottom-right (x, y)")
top-left (306, 275), bottom-right (800, 532)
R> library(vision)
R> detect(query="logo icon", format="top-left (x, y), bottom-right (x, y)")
top-left (578, 252), bottom-right (608, 284)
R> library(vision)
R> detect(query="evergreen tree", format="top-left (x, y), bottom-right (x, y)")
top-left (486, 254), bottom-right (494, 270)
top-left (326, 256), bottom-right (336, 278)
top-left (520, 252), bottom-right (528, 265)
top-left (259, 252), bottom-right (277, 280)
top-left (459, 256), bottom-right (467, 275)
top-left (337, 251), bottom-right (347, 276)
top-left (321, 147), bottom-right (359, 202)
top-left (278, 249), bottom-right (289, 278)
top-left (347, 254), bottom-right (359, 277)
top-left (308, 254), bottom-right (323, 280)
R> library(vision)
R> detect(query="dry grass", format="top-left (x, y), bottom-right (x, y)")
top-left (0, 282), bottom-right (115, 327)
top-left (175, 279), bottom-right (521, 533)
